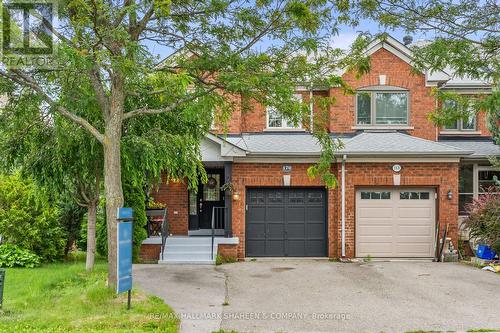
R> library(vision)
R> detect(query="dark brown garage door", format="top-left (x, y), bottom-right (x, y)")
top-left (246, 188), bottom-right (327, 257)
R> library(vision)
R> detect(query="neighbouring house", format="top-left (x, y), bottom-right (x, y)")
top-left (140, 35), bottom-right (500, 264)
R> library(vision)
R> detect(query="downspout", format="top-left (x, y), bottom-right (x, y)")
top-left (341, 154), bottom-right (346, 257)
top-left (309, 82), bottom-right (314, 132)
top-left (434, 93), bottom-right (439, 141)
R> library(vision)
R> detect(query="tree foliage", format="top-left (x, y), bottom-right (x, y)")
top-left (0, 0), bottom-right (371, 284)
top-left (0, 173), bottom-right (66, 261)
top-left (359, 0), bottom-right (499, 143)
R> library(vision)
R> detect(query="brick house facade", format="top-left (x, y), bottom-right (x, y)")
top-left (140, 35), bottom-right (498, 263)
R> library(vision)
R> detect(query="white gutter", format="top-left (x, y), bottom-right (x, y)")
top-left (341, 154), bottom-right (346, 257)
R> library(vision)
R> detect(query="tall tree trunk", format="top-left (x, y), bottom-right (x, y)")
top-left (86, 201), bottom-right (97, 271)
top-left (104, 78), bottom-right (125, 288)
top-left (104, 128), bottom-right (123, 288)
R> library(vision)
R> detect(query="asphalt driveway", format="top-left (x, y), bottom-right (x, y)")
top-left (134, 260), bottom-right (500, 333)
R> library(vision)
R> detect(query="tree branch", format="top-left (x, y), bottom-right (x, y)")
top-left (0, 69), bottom-right (105, 143)
top-left (123, 86), bottom-right (217, 119)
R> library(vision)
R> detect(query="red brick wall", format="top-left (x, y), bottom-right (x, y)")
top-left (339, 162), bottom-right (459, 258)
top-left (241, 98), bottom-right (267, 132)
top-left (230, 161), bottom-right (458, 259)
top-left (218, 244), bottom-right (239, 260)
top-left (152, 179), bottom-right (189, 235)
top-left (231, 163), bottom-right (338, 259)
top-left (139, 244), bottom-right (160, 261)
top-left (212, 93), bottom-right (242, 134)
top-left (210, 47), bottom-right (492, 138)
top-left (476, 111), bottom-right (491, 136)
top-left (331, 48), bottom-right (438, 140)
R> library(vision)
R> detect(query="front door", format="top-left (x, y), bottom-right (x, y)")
top-left (189, 169), bottom-right (225, 230)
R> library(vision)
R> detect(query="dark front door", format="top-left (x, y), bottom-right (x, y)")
top-left (246, 188), bottom-right (327, 257)
top-left (189, 169), bottom-right (225, 230)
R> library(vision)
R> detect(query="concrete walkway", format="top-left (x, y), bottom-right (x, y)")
top-left (133, 264), bottom-right (226, 333)
top-left (134, 261), bottom-right (500, 333)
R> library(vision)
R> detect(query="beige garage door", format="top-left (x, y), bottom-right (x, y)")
top-left (356, 188), bottom-right (436, 258)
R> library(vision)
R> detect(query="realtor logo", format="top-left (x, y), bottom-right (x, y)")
top-left (1, 0), bottom-right (57, 67)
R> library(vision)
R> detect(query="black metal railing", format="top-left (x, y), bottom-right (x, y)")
top-left (145, 208), bottom-right (168, 260)
top-left (211, 206), bottom-right (228, 260)
top-left (160, 211), bottom-right (168, 261)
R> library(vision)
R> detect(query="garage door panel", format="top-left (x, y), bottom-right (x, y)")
top-left (398, 225), bottom-right (432, 236)
top-left (358, 235), bottom-right (394, 243)
top-left (266, 240), bottom-right (285, 256)
top-left (287, 223), bottom-right (305, 238)
top-left (356, 188), bottom-right (435, 258)
top-left (287, 240), bottom-right (305, 256)
top-left (246, 223), bottom-right (265, 238)
top-left (267, 223), bottom-right (285, 238)
top-left (396, 243), bottom-right (433, 256)
top-left (246, 240), bottom-right (265, 256)
top-left (397, 207), bottom-right (432, 218)
top-left (287, 207), bottom-right (305, 222)
top-left (357, 225), bottom-right (393, 236)
top-left (358, 207), bottom-right (393, 218)
top-left (247, 207), bottom-right (265, 222)
top-left (306, 223), bottom-right (325, 238)
top-left (305, 240), bottom-right (326, 256)
top-left (357, 242), bottom-right (392, 256)
top-left (266, 207), bottom-right (284, 222)
top-left (246, 188), bottom-right (327, 257)
top-left (305, 207), bottom-right (324, 221)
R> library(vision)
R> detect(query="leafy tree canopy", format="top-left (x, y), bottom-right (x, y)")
top-left (358, 0), bottom-right (499, 144)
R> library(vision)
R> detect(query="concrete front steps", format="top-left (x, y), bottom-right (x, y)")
top-left (158, 236), bottom-right (239, 265)
top-left (159, 236), bottom-right (216, 264)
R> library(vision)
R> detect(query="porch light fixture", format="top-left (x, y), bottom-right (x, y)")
top-left (447, 190), bottom-right (453, 200)
top-left (232, 191), bottom-right (241, 201)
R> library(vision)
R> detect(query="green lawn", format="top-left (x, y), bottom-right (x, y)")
top-left (0, 257), bottom-right (178, 332)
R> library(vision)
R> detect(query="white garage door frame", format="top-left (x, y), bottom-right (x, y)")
top-left (355, 187), bottom-right (438, 258)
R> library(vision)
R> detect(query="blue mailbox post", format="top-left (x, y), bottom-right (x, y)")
top-left (117, 207), bottom-right (133, 309)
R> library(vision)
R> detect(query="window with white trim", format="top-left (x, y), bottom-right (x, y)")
top-left (356, 90), bottom-right (409, 125)
top-left (266, 94), bottom-right (302, 129)
top-left (442, 99), bottom-right (477, 131)
top-left (459, 164), bottom-right (500, 215)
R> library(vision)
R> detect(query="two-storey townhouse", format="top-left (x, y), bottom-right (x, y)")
top-left (140, 35), bottom-right (499, 263)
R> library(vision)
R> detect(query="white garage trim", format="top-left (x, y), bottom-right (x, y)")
top-left (356, 188), bottom-right (437, 258)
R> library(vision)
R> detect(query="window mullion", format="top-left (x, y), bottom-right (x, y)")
top-left (371, 92), bottom-right (376, 125)
top-left (473, 163), bottom-right (479, 199)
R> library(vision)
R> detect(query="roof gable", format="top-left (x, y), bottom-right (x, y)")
top-left (364, 35), bottom-right (450, 86)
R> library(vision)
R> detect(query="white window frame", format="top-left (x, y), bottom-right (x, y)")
top-left (441, 98), bottom-right (478, 132)
top-left (266, 94), bottom-right (303, 130)
top-left (459, 164), bottom-right (500, 216)
top-left (355, 87), bottom-right (410, 127)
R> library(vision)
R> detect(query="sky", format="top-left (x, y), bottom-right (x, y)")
top-left (145, 17), bottom-right (432, 60)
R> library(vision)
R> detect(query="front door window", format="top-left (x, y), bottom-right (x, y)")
top-left (203, 174), bottom-right (220, 201)
top-left (189, 190), bottom-right (197, 215)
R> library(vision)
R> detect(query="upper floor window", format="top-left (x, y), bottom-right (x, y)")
top-left (356, 89), bottom-right (409, 126)
top-left (442, 99), bottom-right (476, 131)
top-left (266, 94), bottom-right (302, 129)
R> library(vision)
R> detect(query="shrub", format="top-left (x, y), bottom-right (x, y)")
top-left (463, 189), bottom-right (500, 253)
top-left (0, 244), bottom-right (40, 268)
top-left (58, 195), bottom-right (86, 255)
top-left (0, 173), bottom-right (66, 261)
